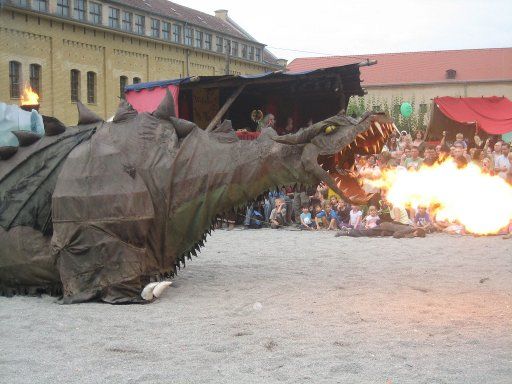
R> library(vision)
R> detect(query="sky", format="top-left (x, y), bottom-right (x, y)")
top-left (178, 0), bottom-right (512, 63)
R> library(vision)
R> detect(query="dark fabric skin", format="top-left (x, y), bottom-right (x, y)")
top-left (1, 92), bottom-right (394, 303)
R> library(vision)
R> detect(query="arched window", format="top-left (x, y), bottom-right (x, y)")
top-left (120, 76), bottom-right (128, 99)
top-left (9, 61), bottom-right (22, 99)
top-left (133, 77), bottom-right (141, 84)
top-left (29, 64), bottom-right (42, 97)
top-left (87, 71), bottom-right (96, 104)
top-left (70, 69), bottom-right (81, 102)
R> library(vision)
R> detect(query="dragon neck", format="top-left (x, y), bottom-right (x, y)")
top-left (169, 132), bottom-right (311, 233)
top-left (215, 135), bottom-right (308, 212)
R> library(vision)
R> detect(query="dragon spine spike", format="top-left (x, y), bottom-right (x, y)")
top-left (152, 88), bottom-right (176, 120)
top-left (76, 100), bottom-right (103, 125)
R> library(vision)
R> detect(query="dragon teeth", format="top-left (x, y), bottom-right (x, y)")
top-left (374, 122), bottom-right (384, 136)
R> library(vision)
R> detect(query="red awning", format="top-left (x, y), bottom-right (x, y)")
top-left (434, 96), bottom-right (512, 135)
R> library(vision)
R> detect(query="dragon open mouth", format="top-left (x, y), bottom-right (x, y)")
top-left (318, 118), bottom-right (396, 204)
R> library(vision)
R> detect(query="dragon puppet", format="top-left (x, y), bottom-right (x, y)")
top-left (0, 91), bottom-right (395, 303)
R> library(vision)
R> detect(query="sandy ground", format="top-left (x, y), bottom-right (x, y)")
top-left (1, 229), bottom-right (511, 384)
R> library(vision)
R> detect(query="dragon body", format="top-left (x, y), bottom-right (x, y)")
top-left (0, 91), bottom-right (394, 303)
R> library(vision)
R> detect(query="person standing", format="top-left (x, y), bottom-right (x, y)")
top-left (404, 146), bottom-right (423, 170)
top-left (257, 114), bottom-right (276, 132)
top-left (495, 143), bottom-right (511, 179)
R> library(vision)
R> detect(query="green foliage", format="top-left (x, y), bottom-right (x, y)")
top-left (347, 94), bottom-right (429, 135)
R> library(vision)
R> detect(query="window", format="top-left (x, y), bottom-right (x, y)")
top-left (56, 0), bottom-right (70, 16)
top-left (87, 71), bottom-right (96, 104)
top-left (89, 2), bottom-right (102, 25)
top-left (255, 48), bottom-right (261, 62)
top-left (184, 27), bottom-right (193, 46)
top-left (135, 15), bottom-right (145, 35)
top-left (162, 22), bottom-right (170, 40)
top-left (14, 0), bottom-right (29, 7)
top-left (194, 30), bottom-right (203, 48)
top-left (73, 0), bottom-right (86, 21)
top-left (29, 64), bottom-right (42, 96)
top-left (34, 0), bottom-right (48, 12)
top-left (120, 76), bottom-right (128, 99)
top-left (70, 69), bottom-right (81, 102)
top-left (122, 11), bottom-right (133, 32)
top-left (216, 36), bottom-right (223, 53)
top-left (241, 44), bottom-right (247, 59)
top-left (108, 7), bottom-right (120, 29)
top-left (446, 69), bottom-right (456, 79)
top-left (172, 24), bottom-right (181, 43)
top-left (419, 103), bottom-right (427, 113)
top-left (205, 33), bottom-right (212, 50)
top-left (231, 41), bottom-right (238, 57)
top-left (133, 77), bottom-right (141, 84)
top-left (151, 18), bottom-right (160, 38)
top-left (9, 61), bottom-right (21, 99)
top-left (249, 46), bottom-right (254, 61)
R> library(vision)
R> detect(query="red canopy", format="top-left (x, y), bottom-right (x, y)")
top-left (434, 96), bottom-right (512, 135)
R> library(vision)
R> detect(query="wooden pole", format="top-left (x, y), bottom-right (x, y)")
top-left (205, 84), bottom-right (245, 132)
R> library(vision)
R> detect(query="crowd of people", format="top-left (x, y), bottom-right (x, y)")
top-left (236, 129), bottom-right (512, 239)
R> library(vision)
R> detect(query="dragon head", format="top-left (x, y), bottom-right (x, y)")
top-left (273, 111), bottom-right (396, 204)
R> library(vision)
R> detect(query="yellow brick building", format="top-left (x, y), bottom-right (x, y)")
top-left (0, 0), bottom-right (282, 124)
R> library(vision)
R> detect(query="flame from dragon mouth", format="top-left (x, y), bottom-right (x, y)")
top-left (318, 120), bottom-right (396, 204)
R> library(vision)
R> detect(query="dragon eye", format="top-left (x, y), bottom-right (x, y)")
top-left (324, 125), bottom-right (338, 135)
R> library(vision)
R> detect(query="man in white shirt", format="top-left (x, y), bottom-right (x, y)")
top-left (495, 143), bottom-right (511, 179)
top-left (492, 141), bottom-right (503, 164)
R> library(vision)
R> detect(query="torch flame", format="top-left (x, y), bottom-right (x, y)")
top-left (20, 85), bottom-right (39, 106)
top-left (368, 160), bottom-right (512, 235)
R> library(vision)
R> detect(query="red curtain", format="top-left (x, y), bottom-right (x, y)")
top-left (435, 96), bottom-right (512, 135)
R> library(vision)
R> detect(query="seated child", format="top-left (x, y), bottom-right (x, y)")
top-left (269, 198), bottom-right (287, 229)
top-left (299, 205), bottom-right (315, 231)
top-left (336, 200), bottom-right (351, 226)
top-left (314, 203), bottom-right (328, 230)
top-left (348, 205), bottom-right (363, 229)
top-left (363, 206), bottom-right (380, 229)
top-left (325, 204), bottom-right (341, 230)
top-left (414, 205), bottom-right (433, 232)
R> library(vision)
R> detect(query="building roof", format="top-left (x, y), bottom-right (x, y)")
top-left (287, 48), bottom-right (512, 86)
top-left (213, 9), bottom-right (281, 67)
top-left (111, 0), bottom-right (254, 42)
top-left (125, 63), bottom-right (364, 93)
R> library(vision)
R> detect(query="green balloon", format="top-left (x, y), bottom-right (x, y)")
top-left (400, 102), bottom-right (413, 117)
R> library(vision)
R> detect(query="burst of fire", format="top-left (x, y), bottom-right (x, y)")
top-left (20, 85), bottom-right (39, 106)
top-left (367, 160), bottom-right (512, 235)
